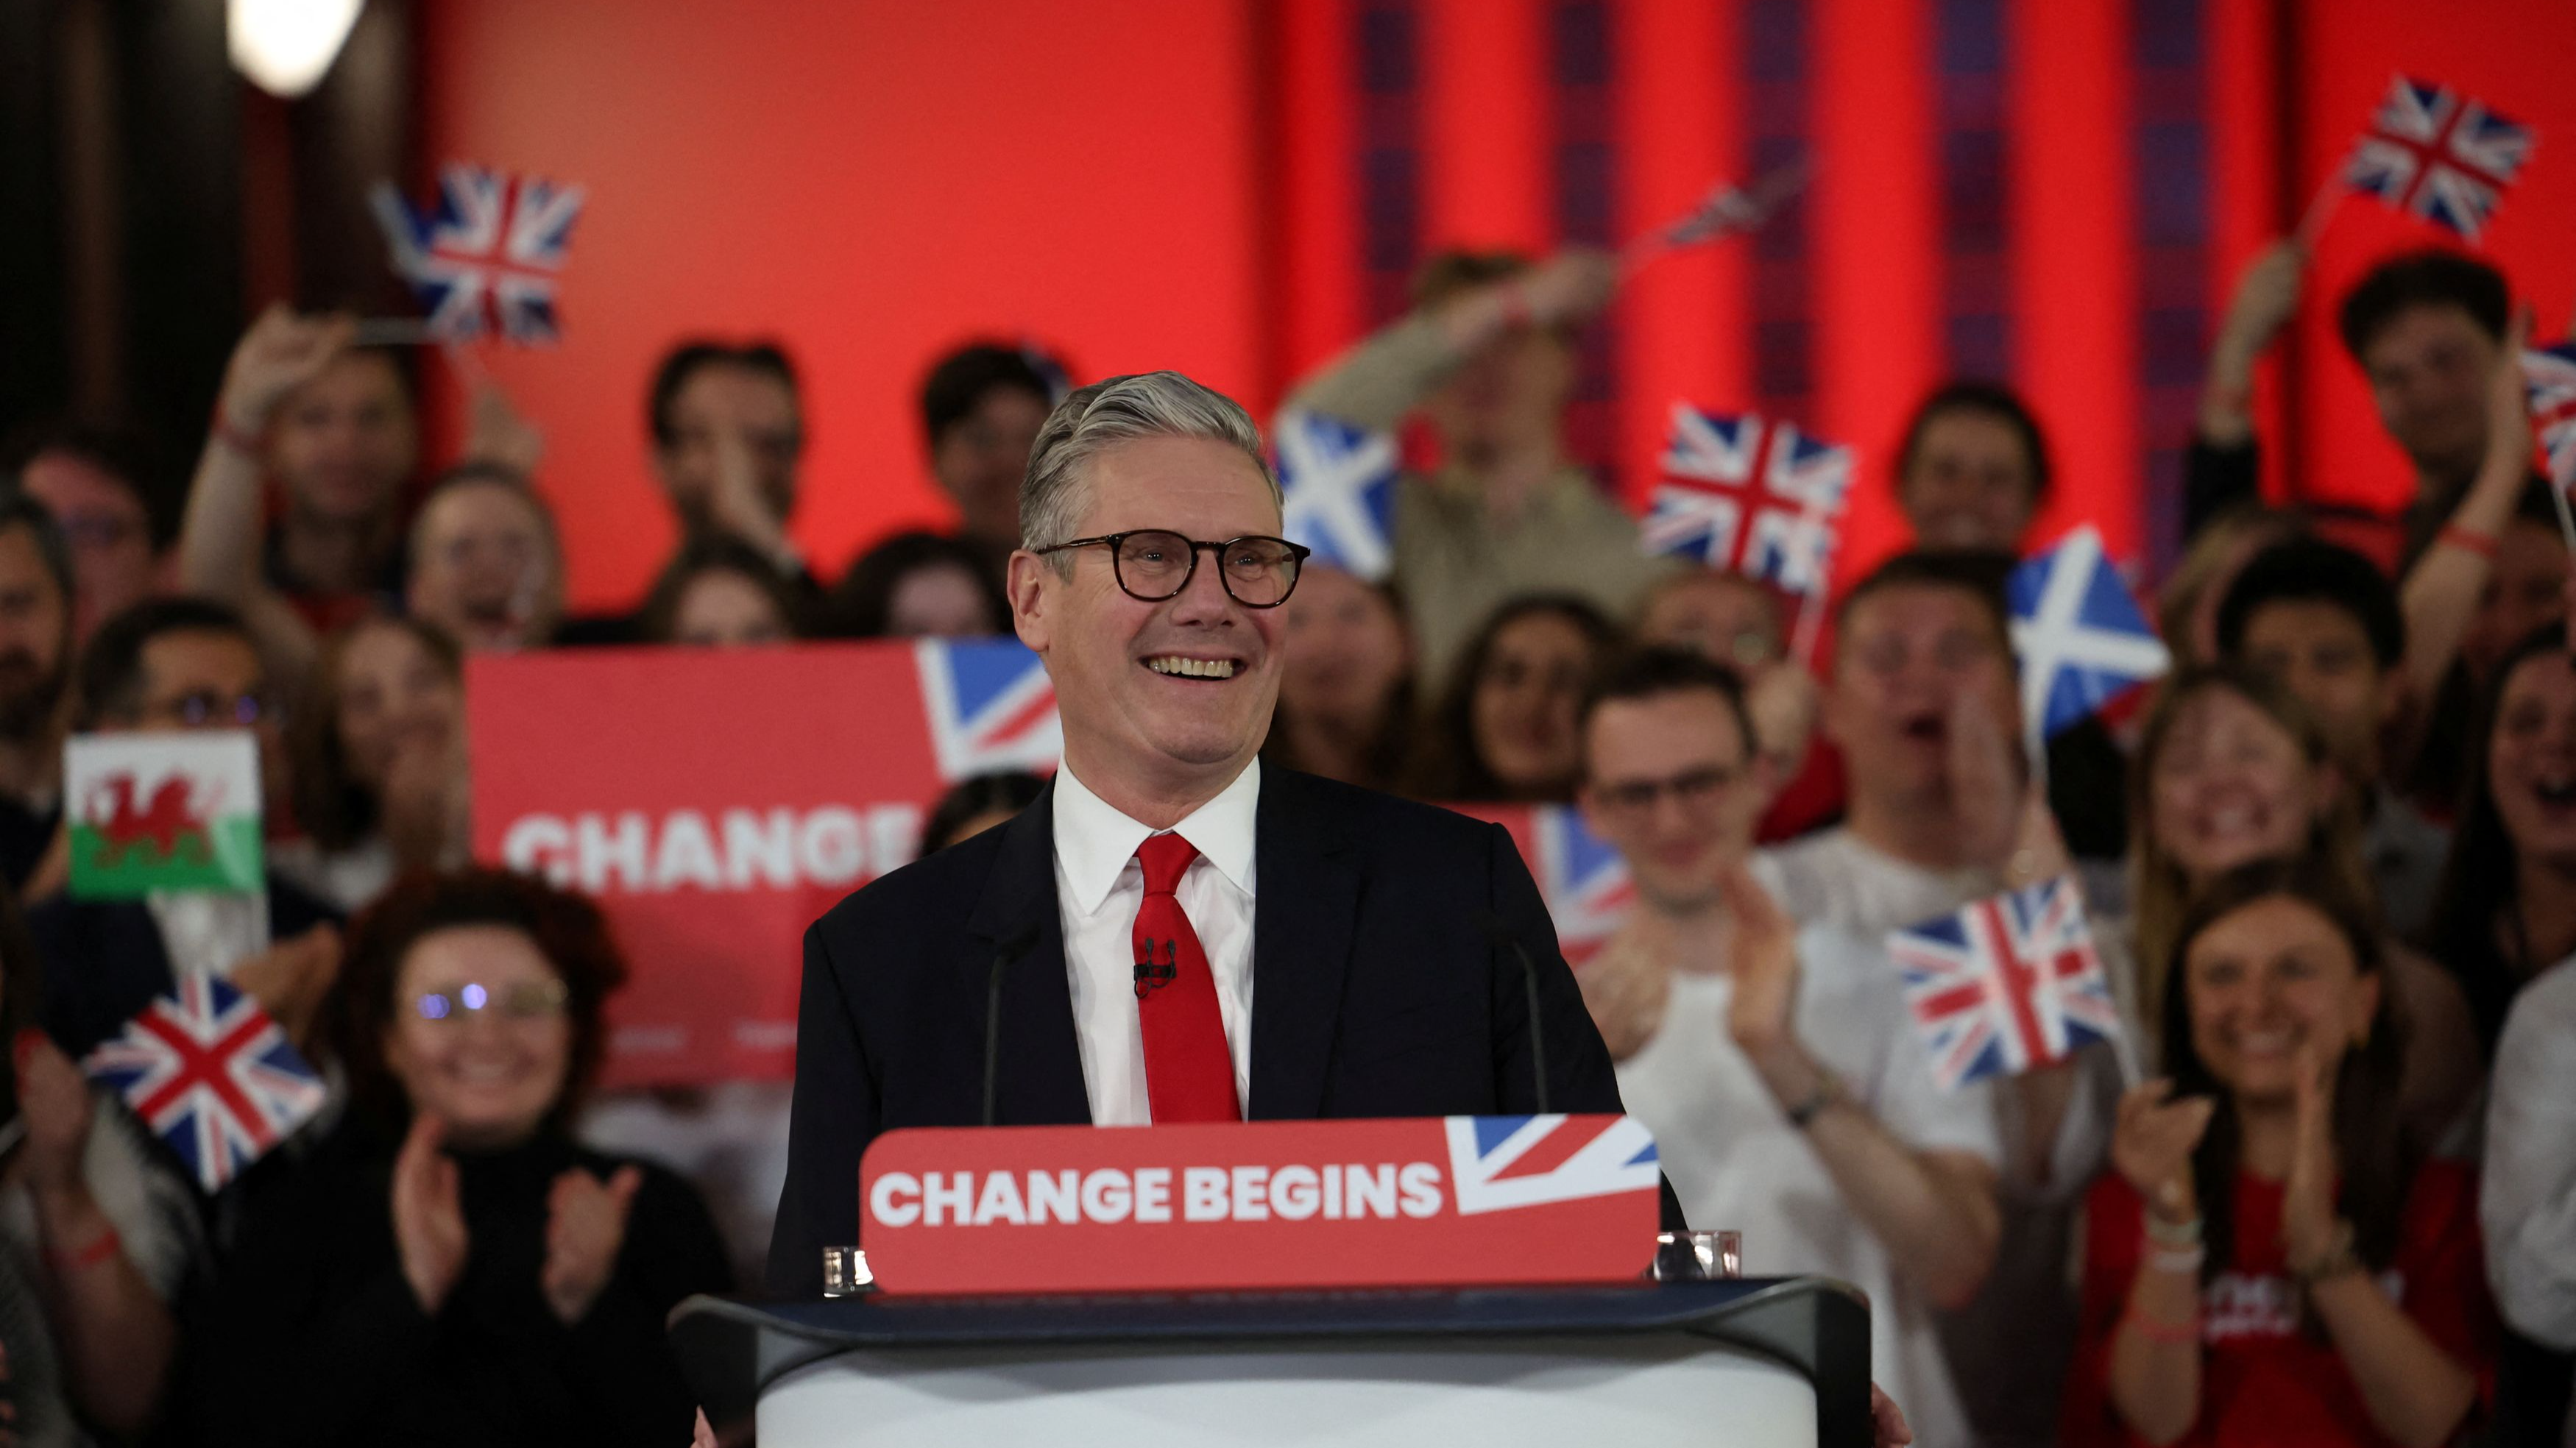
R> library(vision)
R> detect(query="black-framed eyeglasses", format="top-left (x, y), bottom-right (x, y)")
top-left (411, 978), bottom-right (570, 1023)
top-left (1589, 764), bottom-right (1743, 817)
top-left (1035, 530), bottom-right (1313, 608)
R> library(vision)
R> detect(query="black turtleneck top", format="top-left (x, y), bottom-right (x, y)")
top-left (191, 1117), bottom-right (732, 1447)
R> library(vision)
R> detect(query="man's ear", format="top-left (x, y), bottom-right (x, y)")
top-left (1007, 551), bottom-right (1051, 654)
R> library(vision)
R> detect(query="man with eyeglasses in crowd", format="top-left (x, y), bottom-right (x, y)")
top-left (1573, 645), bottom-right (2000, 1448)
top-left (768, 371), bottom-right (1655, 1293)
top-left (25, 597), bottom-right (343, 1071)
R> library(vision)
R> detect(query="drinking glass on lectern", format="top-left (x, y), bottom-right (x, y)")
top-left (1650, 1229), bottom-right (1744, 1281)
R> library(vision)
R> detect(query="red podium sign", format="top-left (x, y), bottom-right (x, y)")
top-left (859, 1115), bottom-right (1661, 1296)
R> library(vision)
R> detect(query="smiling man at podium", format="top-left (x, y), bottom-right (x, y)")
top-left (767, 372), bottom-right (1645, 1295)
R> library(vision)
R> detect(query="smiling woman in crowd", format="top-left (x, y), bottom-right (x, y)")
top-left (2126, 664), bottom-right (2481, 1142)
top-left (195, 868), bottom-right (729, 1448)
top-left (276, 616), bottom-right (470, 914)
top-left (1409, 593), bottom-right (1617, 803)
top-left (637, 532), bottom-right (807, 647)
top-left (2064, 859), bottom-right (2494, 1448)
top-left (1267, 563), bottom-right (1418, 792)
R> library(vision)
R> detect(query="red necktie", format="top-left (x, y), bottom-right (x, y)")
top-left (1130, 833), bottom-right (1240, 1123)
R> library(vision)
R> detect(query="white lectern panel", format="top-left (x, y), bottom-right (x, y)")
top-left (760, 1333), bottom-right (1813, 1447)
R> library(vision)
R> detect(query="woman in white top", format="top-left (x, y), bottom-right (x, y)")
top-left (275, 616), bottom-right (468, 915)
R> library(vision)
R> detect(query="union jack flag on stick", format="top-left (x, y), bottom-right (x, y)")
top-left (1886, 876), bottom-right (2133, 1092)
top-left (2327, 75), bottom-right (2536, 244)
top-left (370, 163), bottom-right (586, 344)
top-left (1621, 159), bottom-right (1809, 273)
top-left (2522, 341), bottom-right (2576, 549)
top-left (1641, 402), bottom-right (1852, 661)
top-left (84, 976), bottom-right (327, 1193)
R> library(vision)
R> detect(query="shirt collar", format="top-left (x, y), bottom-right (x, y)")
top-left (1052, 758), bottom-right (1262, 914)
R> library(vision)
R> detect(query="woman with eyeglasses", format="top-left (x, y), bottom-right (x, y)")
top-left (194, 868), bottom-right (729, 1447)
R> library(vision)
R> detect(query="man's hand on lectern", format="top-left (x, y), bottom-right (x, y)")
top-left (1872, 1383), bottom-right (1914, 1448)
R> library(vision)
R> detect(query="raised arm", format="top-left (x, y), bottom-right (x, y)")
top-left (1719, 865), bottom-right (2000, 1310)
top-left (1284, 249), bottom-right (1617, 431)
top-left (180, 307), bottom-right (355, 672)
top-left (2399, 312), bottom-right (2536, 706)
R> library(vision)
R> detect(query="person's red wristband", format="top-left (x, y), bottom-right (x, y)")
top-left (46, 1223), bottom-right (121, 1272)
top-left (2120, 1308), bottom-right (2199, 1345)
top-left (2439, 524), bottom-right (2499, 558)
top-left (209, 405), bottom-right (264, 459)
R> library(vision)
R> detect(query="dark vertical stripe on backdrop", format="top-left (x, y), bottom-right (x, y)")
top-left (1936, 0), bottom-right (2010, 380)
top-left (2132, 0), bottom-right (2212, 572)
top-left (1741, 0), bottom-right (1814, 415)
top-left (1354, 1), bottom-right (1424, 327)
top-left (1549, 0), bottom-right (1619, 485)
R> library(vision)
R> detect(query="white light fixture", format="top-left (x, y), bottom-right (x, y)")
top-left (227, 0), bottom-right (366, 99)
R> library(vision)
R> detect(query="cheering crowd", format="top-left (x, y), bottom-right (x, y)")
top-left (0, 223), bottom-right (2568, 1447)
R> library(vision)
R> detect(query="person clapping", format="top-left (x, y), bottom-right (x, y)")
top-left (2064, 859), bottom-right (2494, 1448)
top-left (194, 868), bottom-right (729, 1448)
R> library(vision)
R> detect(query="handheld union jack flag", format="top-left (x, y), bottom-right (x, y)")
top-left (1532, 805), bottom-right (1635, 965)
top-left (2524, 341), bottom-right (2576, 491)
top-left (1642, 402), bottom-right (1853, 597)
top-left (1886, 877), bottom-right (2123, 1092)
top-left (83, 975), bottom-right (326, 1193)
top-left (914, 637), bottom-right (1061, 783)
top-left (1444, 1115), bottom-right (1660, 1215)
top-left (2008, 526), bottom-right (2170, 747)
top-left (1274, 409), bottom-right (1400, 583)
top-left (369, 163), bottom-right (586, 344)
top-left (2342, 76), bottom-right (2536, 242)
top-left (1624, 159), bottom-right (1809, 268)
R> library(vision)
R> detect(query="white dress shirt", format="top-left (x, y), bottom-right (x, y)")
top-left (2485, 952), bottom-right (2576, 1357)
top-left (1051, 760), bottom-right (1259, 1125)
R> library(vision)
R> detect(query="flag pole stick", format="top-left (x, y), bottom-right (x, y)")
top-left (2292, 175), bottom-right (2344, 251)
top-left (2547, 467), bottom-right (2576, 553)
top-left (1788, 584), bottom-right (1826, 667)
top-left (351, 317), bottom-right (439, 347)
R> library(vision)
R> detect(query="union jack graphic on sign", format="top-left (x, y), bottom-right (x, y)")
top-left (1886, 876), bottom-right (2123, 1092)
top-left (914, 638), bottom-right (1062, 783)
top-left (2342, 75), bottom-right (2535, 242)
top-left (84, 976), bottom-right (326, 1193)
top-left (1445, 1114), bottom-right (1660, 1215)
top-left (1641, 403), bottom-right (1852, 597)
top-left (370, 163), bottom-right (586, 343)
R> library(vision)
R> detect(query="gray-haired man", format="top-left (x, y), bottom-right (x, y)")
top-left (766, 372), bottom-right (1646, 1293)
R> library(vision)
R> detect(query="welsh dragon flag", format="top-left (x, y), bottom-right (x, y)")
top-left (66, 732), bottom-right (264, 898)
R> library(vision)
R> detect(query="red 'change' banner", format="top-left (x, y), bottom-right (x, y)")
top-left (468, 643), bottom-right (1635, 1087)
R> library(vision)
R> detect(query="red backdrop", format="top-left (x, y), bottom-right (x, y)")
top-left (415, 0), bottom-right (2576, 612)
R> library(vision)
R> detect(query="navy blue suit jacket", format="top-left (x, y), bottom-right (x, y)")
top-left (766, 768), bottom-right (1644, 1295)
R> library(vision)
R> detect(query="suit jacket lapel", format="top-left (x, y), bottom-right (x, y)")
top-left (1248, 769), bottom-right (1358, 1120)
top-left (963, 784), bottom-right (1091, 1126)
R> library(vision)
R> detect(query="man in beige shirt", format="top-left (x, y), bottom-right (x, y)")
top-left (1283, 249), bottom-right (1676, 689)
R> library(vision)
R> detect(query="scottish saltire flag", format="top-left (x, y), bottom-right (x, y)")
top-left (914, 637), bottom-right (1062, 782)
top-left (2007, 526), bottom-right (2170, 745)
top-left (1444, 1115), bottom-right (1660, 1215)
top-left (1532, 806), bottom-right (1634, 965)
top-left (65, 733), bottom-right (263, 899)
top-left (2524, 342), bottom-right (2576, 489)
top-left (84, 976), bottom-right (325, 1193)
top-left (2343, 76), bottom-right (2535, 242)
top-left (1274, 409), bottom-right (1400, 582)
top-left (1886, 877), bottom-right (2122, 1092)
top-left (1642, 402), bottom-right (1852, 597)
top-left (369, 163), bottom-right (585, 343)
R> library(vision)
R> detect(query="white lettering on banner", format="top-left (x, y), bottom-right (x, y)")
top-left (500, 804), bottom-right (924, 894)
top-left (867, 1163), bottom-right (1451, 1230)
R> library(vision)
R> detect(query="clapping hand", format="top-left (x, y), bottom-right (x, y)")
top-left (2280, 1043), bottom-right (2346, 1273)
top-left (2111, 1079), bottom-right (2215, 1224)
top-left (1945, 685), bottom-right (2026, 871)
top-left (1720, 861), bottom-right (1800, 1060)
top-left (542, 1163), bottom-right (644, 1324)
top-left (13, 1031), bottom-right (93, 1196)
top-left (392, 1112), bottom-right (469, 1313)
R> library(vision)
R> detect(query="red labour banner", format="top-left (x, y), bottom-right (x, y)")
top-left (467, 639), bottom-right (1061, 1087)
top-left (857, 1115), bottom-right (1662, 1296)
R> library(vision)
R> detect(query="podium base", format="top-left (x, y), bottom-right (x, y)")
top-left (762, 1333), bottom-right (1812, 1447)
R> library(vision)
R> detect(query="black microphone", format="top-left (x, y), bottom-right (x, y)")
top-left (983, 926), bottom-right (1041, 1127)
top-left (1479, 914), bottom-right (1551, 1115)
